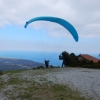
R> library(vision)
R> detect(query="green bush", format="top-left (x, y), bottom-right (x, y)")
top-left (0, 70), bottom-right (3, 75)
top-left (82, 65), bottom-right (94, 68)
top-left (49, 65), bottom-right (54, 68)
top-left (37, 66), bottom-right (44, 69)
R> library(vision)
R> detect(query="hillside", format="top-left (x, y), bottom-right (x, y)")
top-left (0, 57), bottom-right (45, 71)
top-left (0, 68), bottom-right (100, 99)
top-left (0, 68), bottom-right (89, 100)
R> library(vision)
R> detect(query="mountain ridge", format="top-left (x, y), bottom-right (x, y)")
top-left (0, 57), bottom-right (45, 71)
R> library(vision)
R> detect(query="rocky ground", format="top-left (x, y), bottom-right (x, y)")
top-left (43, 67), bottom-right (100, 100)
top-left (0, 67), bottom-right (100, 100)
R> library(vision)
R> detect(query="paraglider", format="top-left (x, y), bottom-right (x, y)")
top-left (24, 16), bottom-right (79, 42)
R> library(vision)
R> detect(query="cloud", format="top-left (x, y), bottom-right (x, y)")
top-left (0, 0), bottom-right (100, 42)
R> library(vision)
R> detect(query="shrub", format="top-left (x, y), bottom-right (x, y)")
top-left (49, 65), bottom-right (54, 68)
top-left (0, 70), bottom-right (3, 75)
top-left (82, 65), bottom-right (94, 68)
top-left (37, 66), bottom-right (44, 69)
top-left (93, 62), bottom-right (100, 69)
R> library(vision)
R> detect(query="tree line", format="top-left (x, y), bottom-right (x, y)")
top-left (59, 51), bottom-right (100, 69)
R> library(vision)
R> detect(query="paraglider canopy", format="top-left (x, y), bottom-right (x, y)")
top-left (24, 16), bottom-right (79, 42)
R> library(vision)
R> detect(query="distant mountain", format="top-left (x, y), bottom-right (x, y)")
top-left (0, 57), bottom-right (45, 71)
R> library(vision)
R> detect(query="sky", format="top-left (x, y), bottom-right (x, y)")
top-left (0, 0), bottom-right (100, 55)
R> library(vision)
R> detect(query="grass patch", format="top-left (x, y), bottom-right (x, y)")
top-left (52, 84), bottom-right (86, 100)
top-left (3, 82), bottom-right (88, 100)
top-left (4, 69), bottom-right (27, 74)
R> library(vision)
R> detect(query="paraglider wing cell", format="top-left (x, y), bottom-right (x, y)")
top-left (24, 16), bottom-right (78, 42)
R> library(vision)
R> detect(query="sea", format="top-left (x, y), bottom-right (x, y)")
top-left (0, 51), bottom-right (99, 66)
top-left (0, 51), bottom-right (62, 66)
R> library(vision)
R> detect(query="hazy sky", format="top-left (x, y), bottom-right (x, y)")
top-left (0, 0), bottom-right (100, 54)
